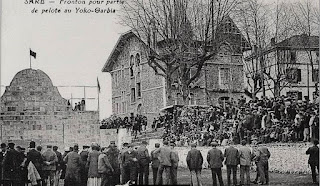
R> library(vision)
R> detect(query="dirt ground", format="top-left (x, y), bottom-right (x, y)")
top-left (166, 168), bottom-right (318, 186)
top-left (58, 168), bottom-right (318, 186)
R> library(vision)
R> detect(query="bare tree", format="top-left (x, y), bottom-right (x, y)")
top-left (119, 0), bottom-right (239, 105)
top-left (262, 1), bottom-right (297, 97)
top-left (291, 0), bottom-right (319, 98)
top-left (236, 0), bottom-right (270, 99)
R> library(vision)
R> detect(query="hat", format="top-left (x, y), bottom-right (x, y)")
top-left (8, 143), bottom-right (15, 149)
top-left (141, 141), bottom-right (148, 145)
top-left (190, 143), bottom-right (197, 147)
top-left (211, 142), bottom-right (218, 147)
top-left (83, 145), bottom-right (90, 149)
top-left (29, 141), bottom-right (36, 148)
top-left (47, 145), bottom-right (53, 148)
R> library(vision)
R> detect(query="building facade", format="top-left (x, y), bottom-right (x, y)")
top-left (244, 35), bottom-right (319, 100)
top-left (102, 18), bottom-right (249, 121)
top-left (0, 69), bottom-right (100, 149)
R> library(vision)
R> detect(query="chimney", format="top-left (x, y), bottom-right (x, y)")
top-left (271, 38), bottom-right (275, 46)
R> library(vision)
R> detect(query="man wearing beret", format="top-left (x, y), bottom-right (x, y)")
top-left (121, 143), bottom-right (138, 184)
top-left (136, 141), bottom-right (150, 185)
top-left (186, 143), bottom-right (203, 186)
top-left (42, 145), bottom-right (58, 186)
top-left (238, 140), bottom-right (252, 186)
top-left (224, 142), bottom-right (239, 186)
top-left (151, 143), bottom-right (161, 185)
top-left (107, 141), bottom-right (121, 185)
top-left (207, 141), bottom-right (224, 186)
top-left (80, 145), bottom-right (90, 186)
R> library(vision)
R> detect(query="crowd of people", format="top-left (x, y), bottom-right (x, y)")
top-left (0, 137), bottom-right (318, 186)
top-left (100, 113), bottom-right (148, 138)
top-left (154, 96), bottom-right (319, 147)
top-left (73, 99), bottom-right (86, 111)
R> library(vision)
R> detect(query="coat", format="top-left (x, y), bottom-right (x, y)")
top-left (238, 146), bottom-right (252, 166)
top-left (306, 146), bottom-right (319, 165)
top-left (186, 148), bottom-right (203, 171)
top-left (106, 147), bottom-right (121, 175)
top-left (207, 148), bottom-right (224, 169)
top-left (2, 149), bottom-right (23, 181)
top-left (64, 151), bottom-right (81, 182)
top-left (98, 153), bottom-right (113, 175)
top-left (87, 150), bottom-right (100, 178)
top-left (136, 146), bottom-right (150, 166)
top-left (26, 149), bottom-right (43, 173)
top-left (121, 150), bottom-right (138, 167)
top-left (151, 149), bottom-right (160, 169)
top-left (157, 146), bottom-right (172, 167)
top-left (256, 146), bottom-right (271, 163)
top-left (224, 146), bottom-right (239, 166)
top-left (42, 149), bottom-right (58, 171)
top-left (171, 150), bottom-right (179, 168)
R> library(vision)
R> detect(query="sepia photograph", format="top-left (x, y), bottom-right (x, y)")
top-left (0, 0), bottom-right (319, 185)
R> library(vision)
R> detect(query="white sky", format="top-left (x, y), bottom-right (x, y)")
top-left (0, 0), bottom-right (128, 119)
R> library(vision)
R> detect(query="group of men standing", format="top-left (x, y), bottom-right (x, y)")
top-left (0, 141), bottom-right (63, 186)
top-left (186, 140), bottom-right (271, 186)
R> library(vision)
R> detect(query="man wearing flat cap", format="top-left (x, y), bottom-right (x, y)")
top-left (136, 141), bottom-right (150, 185)
top-left (207, 141), bottom-right (224, 186)
top-left (26, 141), bottom-right (43, 186)
top-left (121, 143), bottom-right (138, 184)
top-left (42, 145), bottom-right (58, 186)
top-left (151, 143), bottom-right (160, 185)
top-left (187, 143), bottom-right (203, 186)
top-left (238, 140), bottom-right (252, 186)
top-left (107, 141), bottom-right (121, 185)
top-left (80, 145), bottom-right (90, 186)
top-left (2, 142), bottom-right (24, 186)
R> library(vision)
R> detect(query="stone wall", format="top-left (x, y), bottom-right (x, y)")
top-left (0, 69), bottom-right (100, 150)
top-left (146, 140), bottom-right (311, 174)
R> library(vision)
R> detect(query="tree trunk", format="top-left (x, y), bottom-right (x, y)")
top-left (166, 77), bottom-right (173, 106)
top-left (182, 84), bottom-right (189, 105)
top-left (274, 81), bottom-right (281, 97)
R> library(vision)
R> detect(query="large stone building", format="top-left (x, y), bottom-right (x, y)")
top-left (0, 69), bottom-right (100, 148)
top-left (102, 17), bottom-right (249, 120)
top-left (244, 35), bottom-right (319, 100)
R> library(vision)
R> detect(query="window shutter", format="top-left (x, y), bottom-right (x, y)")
top-left (297, 69), bottom-right (301, 82)
top-left (298, 92), bottom-right (302, 100)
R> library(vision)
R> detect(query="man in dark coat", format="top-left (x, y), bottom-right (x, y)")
top-left (2, 143), bottom-right (24, 186)
top-left (0, 143), bottom-right (7, 185)
top-left (42, 145), bottom-right (58, 186)
top-left (170, 142), bottom-right (179, 185)
top-left (151, 143), bottom-right (160, 185)
top-left (256, 145), bottom-right (271, 185)
top-left (137, 141), bottom-right (150, 185)
top-left (306, 139), bottom-right (319, 184)
top-left (79, 146), bottom-right (89, 186)
top-left (26, 141), bottom-right (43, 186)
top-left (64, 145), bottom-right (82, 186)
top-left (207, 141), bottom-right (224, 186)
top-left (53, 146), bottom-right (63, 185)
top-left (224, 143), bottom-right (239, 186)
top-left (155, 140), bottom-right (173, 185)
top-left (107, 141), bottom-right (121, 185)
top-left (121, 144), bottom-right (138, 184)
top-left (186, 143), bottom-right (203, 186)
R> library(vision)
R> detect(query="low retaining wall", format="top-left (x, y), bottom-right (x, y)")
top-left (147, 141), bottom-right (312, 174)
